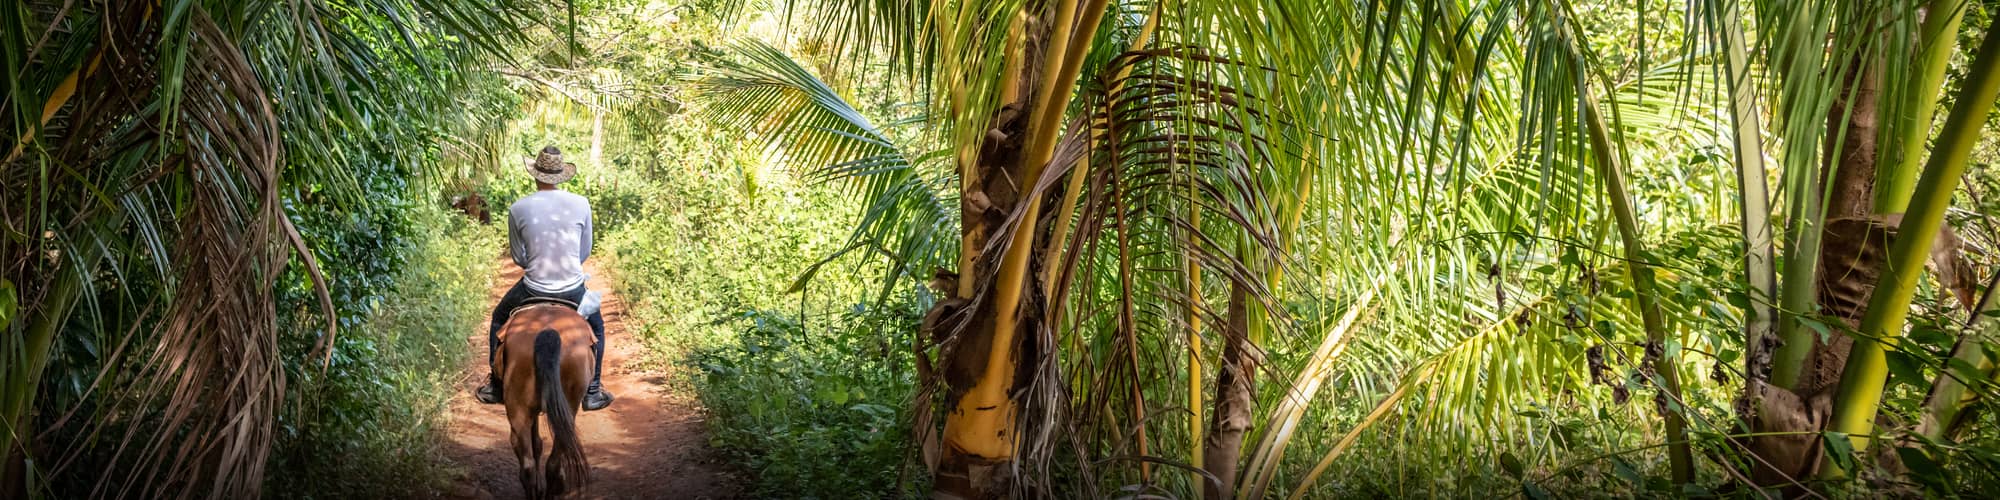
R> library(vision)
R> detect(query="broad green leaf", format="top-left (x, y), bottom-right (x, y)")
top-left (1822, 432), bottom-right (1858, 474)
top-left (1499, 451), bottom-right (1523, 478)
top-left (1612, 456), bottom-right (1641, 485)
top-left (0, 279), bottom-right (13, 330)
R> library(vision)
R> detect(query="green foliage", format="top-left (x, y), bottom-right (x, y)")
top-left (590, 131), bottom-right (922, 495)
top-left (266, 207), bottom-right (500, 498)
top-left (451, 3), bottom-right (944, 492)
top-left (693, 306), bottom-right (923, 497)
top-left (15, 0), bottom-right (1999, 495)
top-left (696, 0), bottom-right (2000, 495)
top-left (3, 0), bottom-right (527, 495)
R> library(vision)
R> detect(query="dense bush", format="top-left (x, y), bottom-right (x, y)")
top-left (693, 305), bottom-right (923, 497)
top-left (264, 206), bottom-right (499, 498)
top-left (574, 116), bottom-right (927, 495)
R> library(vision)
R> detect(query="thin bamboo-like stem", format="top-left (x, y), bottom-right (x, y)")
top-left (1715, 0), bottom-right (1777, 375)
top-left (1112, 163), bottom-right (1150, 481)
top-left (1826, 19), bottom-right (2000, 460)
top-left (1182, 143), bottom-right (1204, 490)
top-left (1874, 0), bottom-right (1967, 214)
top-left (1577, 66), bottom-right (1696, 485)
top-left (1042, 150), bottom-right (1092, 297)
top-left (1917, 272), bottom-right (2000, 440)
top-left (1183, 212), bottom-right (1204, 474)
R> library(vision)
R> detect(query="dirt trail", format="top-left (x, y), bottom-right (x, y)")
top-left (440, 259), bottom-right (743, 499)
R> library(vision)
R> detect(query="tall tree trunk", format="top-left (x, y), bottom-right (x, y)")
top-left (1578, 73), bottom-right (1695, 484)
top-left (1826, 16), bottom-right (2000, 468)
top-left (1203, 282), bottom-right (1254, 499)
top-left (933, 0), bottom-right (1110, 497)
top-left (1822, 55), bottom-right (1883, 220)
top-left (1748, 9), bottom-right (1889, 485)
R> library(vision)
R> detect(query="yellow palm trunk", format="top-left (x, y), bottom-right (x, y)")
top-left (936, 1), bottom-right (1112, 496)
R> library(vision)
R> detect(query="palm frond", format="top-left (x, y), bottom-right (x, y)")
top-left (696, 39), bottom-right (959, 290)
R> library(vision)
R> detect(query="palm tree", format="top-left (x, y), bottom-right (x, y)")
top-left (705, 0), bottom-right (1998, 496)
top-left (1822, 13), bottom-right (2000, 470)
top-left (1, 1), bottom-right (524, 496)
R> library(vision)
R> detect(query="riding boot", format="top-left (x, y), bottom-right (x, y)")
top-left (475, 373), bottom-right (503, 405)
top-left (583, 312), bottom-right (614, 411)
top-left (584, 387), bottom-right (614, 411)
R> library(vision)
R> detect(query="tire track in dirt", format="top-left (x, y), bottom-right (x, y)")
top-left (440, 258), bottom-right (743, 499)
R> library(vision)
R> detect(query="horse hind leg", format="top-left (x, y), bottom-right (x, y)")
top-left (508, 407), bottom-right (545, 499)
top-left (532, 413), bottom-right (552, 500)
top-left (545, 458), bottom-right (567, 497)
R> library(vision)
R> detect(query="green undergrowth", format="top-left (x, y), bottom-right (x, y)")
top-left (691, 304), bottom-right (925, 497)
top-left (584, 138), bottom-right (927, 497)
top-left (266, 206), bottom-right (500, 498)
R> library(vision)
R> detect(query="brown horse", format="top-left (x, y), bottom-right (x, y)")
top-left (496, 303), bottom-right (595, 498)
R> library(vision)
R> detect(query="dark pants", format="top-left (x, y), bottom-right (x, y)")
top-left (489, 280), bottom-right (606, 391)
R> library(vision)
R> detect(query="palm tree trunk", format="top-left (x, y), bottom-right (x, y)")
top-left (935, 1), bottom-right (1110, 497)
top-left (1711, 0), bottom-right (1828, 486)
top-left (1822, 53), bottom-right (1883, 221)
top-left (1203, 281), bottom-right (1254, 499)
top-left (1752, 5), bottom-right (1893, 484)
top-left (1771, 8), bottom-right (1888, 396)
top-left (1825, 17), bottom-right (2000, 463)
top-left (1577, 66), bottom-right (1695, 485)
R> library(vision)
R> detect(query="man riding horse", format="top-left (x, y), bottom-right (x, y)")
top-left (476, 145), bottom-right (614, 411)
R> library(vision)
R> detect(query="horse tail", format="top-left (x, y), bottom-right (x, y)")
top-left (535, 328), bottom-right (589, 493)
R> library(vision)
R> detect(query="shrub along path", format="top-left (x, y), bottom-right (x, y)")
top-left (439, 257), bottom-right (743, 499)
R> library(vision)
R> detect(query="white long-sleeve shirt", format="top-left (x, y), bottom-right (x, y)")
top-left (509, 189), bottom-right (593, 294)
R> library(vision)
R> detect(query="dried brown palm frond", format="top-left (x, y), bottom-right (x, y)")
top-left (11, 7), bottom-right (295, 498)
top-left (90, 11), bottom-right (288, 498)
top-left (4, 0), bottom-right (527, 496)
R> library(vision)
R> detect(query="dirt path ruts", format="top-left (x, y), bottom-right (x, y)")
top-left (440, 258), bottom-right (743, 499)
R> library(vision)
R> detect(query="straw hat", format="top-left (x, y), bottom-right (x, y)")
top-left (525, 146), bottom-right (577, 184)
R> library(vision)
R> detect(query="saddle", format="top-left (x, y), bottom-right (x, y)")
top-left (508, 290), bottom-right (602, 316)
top-left (501, 291), bottom-right (602, 345)
top-left (516, 296), bottom-right (579, 311)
